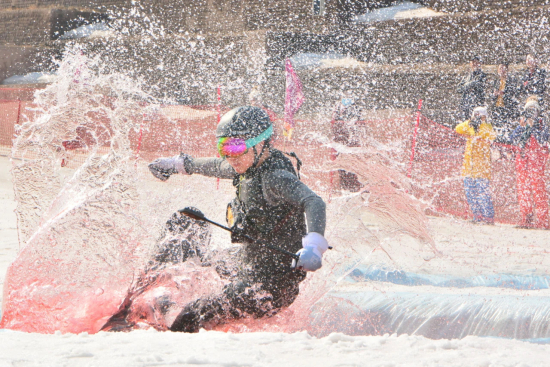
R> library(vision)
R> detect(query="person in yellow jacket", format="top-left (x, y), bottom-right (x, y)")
top-left (455, 107), bottom-right (497, 224)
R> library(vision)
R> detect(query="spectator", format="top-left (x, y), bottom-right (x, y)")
top-left (331, 89), bottom-right (362, 146)
top-left (458, 56), bottom-right (487, 121)
top-left (330, 90), bottom-right (364, 192)
top-left (491, 62), bottom-right (520, 143)
top-left (520, 54), bottom-right (546, 106)
top-left (509, 97), bottom-right (550, 229)
top-left (455, 107), bottom-right (496, 224)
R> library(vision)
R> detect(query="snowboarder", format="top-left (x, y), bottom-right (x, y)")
top-left (148, 106), bottom-right (328, 332)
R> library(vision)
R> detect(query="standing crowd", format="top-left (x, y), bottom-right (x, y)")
top-left (456, 54), bottom-right (550, 229)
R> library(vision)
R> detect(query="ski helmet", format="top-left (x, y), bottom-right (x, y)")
top-left (216, 106), bottom-right (273, 141)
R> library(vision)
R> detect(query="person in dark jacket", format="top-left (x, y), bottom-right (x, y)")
top-left (330, 90), bottom-right (364, 192)
top-left (520, 54), bottom-right (546, 106)
top-left (331, 89), bottom-right (362, 147)
top-left (148, 106), bottom-right (328, 332)
top-left (509, 97), bottom-right (550, 229)
top-left (491, 62), bottom-right (520, 143)
top-left (458, 56), bottom-right (487, 121)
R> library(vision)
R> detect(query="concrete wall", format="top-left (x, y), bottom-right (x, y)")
top-left (3, 0), bottom-right (550, 123)
top-left (0, 8), bottom-right (52, 45)
top-left (262, 4), bottom-right (550, 123)
top-left (423, 0), bottom-right (550, 13)
top-left (0, 0), bottom-right (130, 10)
top-left (0, 45), bottom-right (56, 81)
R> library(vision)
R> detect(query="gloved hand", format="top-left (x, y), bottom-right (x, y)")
top-left (148, 154), bottom-right (187, 181)
top-left (291, 232), bottom-right (329, 272)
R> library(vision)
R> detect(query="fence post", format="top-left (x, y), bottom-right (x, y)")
top-left (407, 99), bottom-right (423, 178)
top-left (15, 98), bottom-right (21, 126)
top-left (216, 85), bottom-right (221, 190)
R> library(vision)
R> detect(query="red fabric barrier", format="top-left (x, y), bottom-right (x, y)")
top-left (0, 87), bottom-right (546, 226)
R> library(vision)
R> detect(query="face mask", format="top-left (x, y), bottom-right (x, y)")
top-left (341, 98), bottom-right (353, 107)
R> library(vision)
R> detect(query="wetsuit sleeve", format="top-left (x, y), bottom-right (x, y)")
top-left (262, 170), bottom-right (326, 235)
top-left (185, 156), bottom-right (236, 179)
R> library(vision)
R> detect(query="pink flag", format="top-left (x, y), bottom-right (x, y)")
top-left (284, 58), bottom-right (304, 139)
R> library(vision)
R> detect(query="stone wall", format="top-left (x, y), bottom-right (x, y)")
top-left (0, 8), bottom-right (111, 45)
top-left (130, 0), bottom-right (333, 35)
top-left (265, 63), bottom-right (543, 127)
top-left (71, 32), bottom-right (263, 106)
top-left (0, 45), bottom-right (54, 81)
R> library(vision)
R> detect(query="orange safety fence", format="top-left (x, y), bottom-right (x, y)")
top-left (0, 100), bottom-right (20, 148)
top-left (0, 87), bottom-right (546, 226)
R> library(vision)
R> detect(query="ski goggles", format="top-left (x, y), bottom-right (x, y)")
top-left (217, 125), bottom-right (273, 158)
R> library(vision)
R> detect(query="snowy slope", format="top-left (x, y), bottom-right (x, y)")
top-left (2, 154), bottom-right (550, 365)
top-left (2, 328), bottom-right (550, 367)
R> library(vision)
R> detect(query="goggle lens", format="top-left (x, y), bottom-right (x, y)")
top-left (217, 137), bottom-right (248, 158)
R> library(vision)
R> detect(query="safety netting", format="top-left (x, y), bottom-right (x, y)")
top-left (0, 88), bottom-right (536, 233)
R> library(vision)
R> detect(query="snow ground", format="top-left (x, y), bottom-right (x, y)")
top-left (2, 155), bottom-right (550, 366)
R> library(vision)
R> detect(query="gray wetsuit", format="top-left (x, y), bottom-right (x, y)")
top-left (170, 149), bottom-right (326, 332)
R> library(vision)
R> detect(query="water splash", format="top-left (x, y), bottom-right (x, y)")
top-left (2, 49), bottom-right (162, 333)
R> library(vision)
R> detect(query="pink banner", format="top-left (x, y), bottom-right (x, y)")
top-left (284, 58), bottom-right (304, 139)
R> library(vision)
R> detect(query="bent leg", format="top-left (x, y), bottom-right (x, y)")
top-left (170, 269), bottom-right (306, 332)
top-left (153, 209), bottom-right (212, 265)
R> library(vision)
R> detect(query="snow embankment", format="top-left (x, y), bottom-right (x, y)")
top-left (1, 328), bottom-right (550, 367)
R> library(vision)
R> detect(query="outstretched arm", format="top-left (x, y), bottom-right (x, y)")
top-left (148, 154), bottom-right (236, 181)
top-left (187, 157), bottom-right (236, 179)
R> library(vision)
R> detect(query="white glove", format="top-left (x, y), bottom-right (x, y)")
top-left (148, 155), bottom-right (187, 181)
top-left (291, 232), bottom-right (329, 272)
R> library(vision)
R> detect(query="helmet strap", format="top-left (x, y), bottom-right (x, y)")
top-left (251, 139), bottom-right (270, 169)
